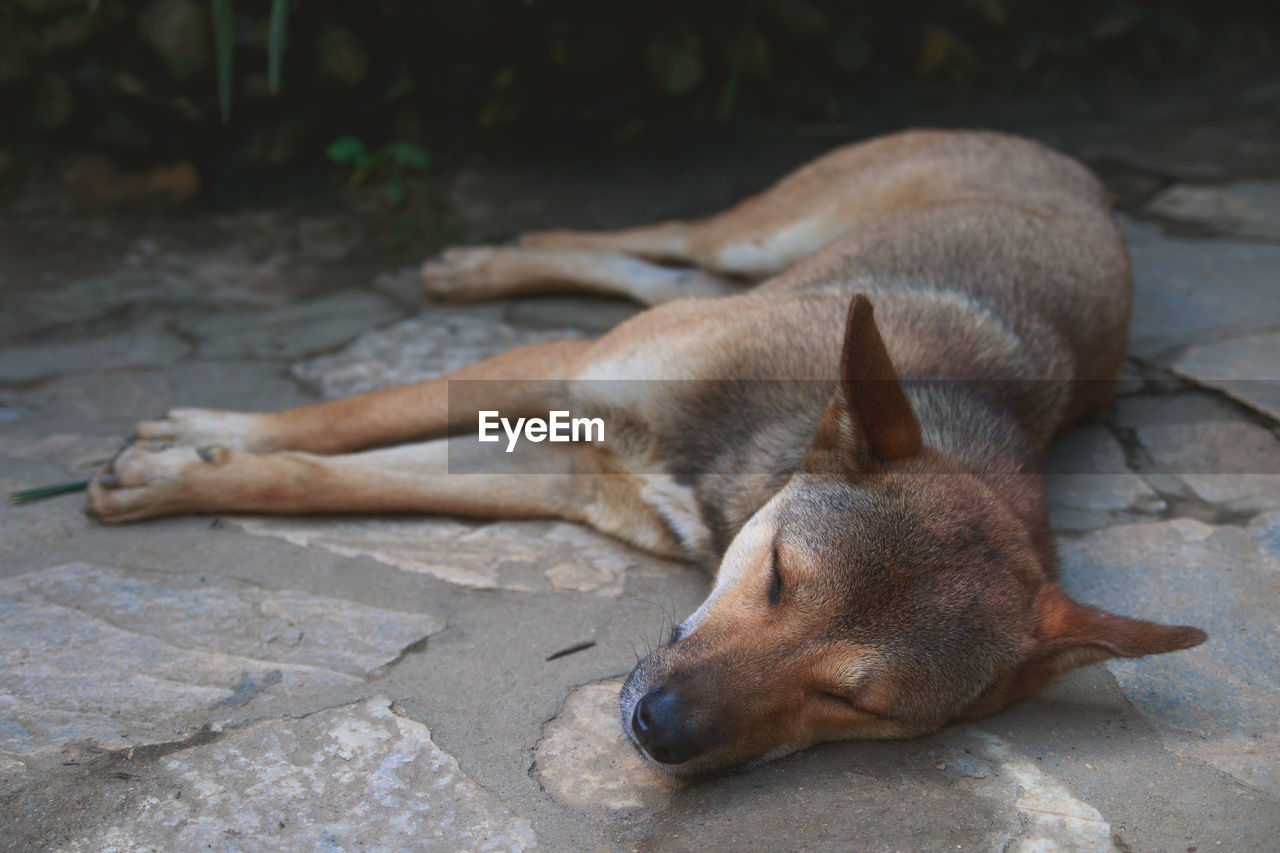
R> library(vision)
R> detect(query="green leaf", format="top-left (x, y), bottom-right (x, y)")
top-left (386, 142), bottom-right (416, 167)
top-left (383, 181), bottom-right (407, 206)
top-left (716, 65), bottom-right (741, 121)
top-left (326, 136), bottom-right (367, 164)
top-left (211, 0), bottom-right (235, 122)
top-left (647, 36), bottom-right (703, 96)
top-left (386, 143), bottom-right (431, 172)
top-left (267, 0), bottom-right (290, 94)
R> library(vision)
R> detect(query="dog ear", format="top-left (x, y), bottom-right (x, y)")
top-left (803, 295), bottom-right (923, 475)
top-left (1006, 584), bottom-right (1207, 701)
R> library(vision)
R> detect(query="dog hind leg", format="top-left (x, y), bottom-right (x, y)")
top-left (517, 221), bottom-right (694, 262)
top-left (516, 203), bottom-right (842, 280)
top-left (422, 246), bottom-right (738, 306)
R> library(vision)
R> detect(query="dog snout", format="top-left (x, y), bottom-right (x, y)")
top-left (630, 686), bottom-right (712, 765)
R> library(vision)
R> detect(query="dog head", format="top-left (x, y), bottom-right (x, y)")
top-left (621, 295), bottom-right (1205, 775)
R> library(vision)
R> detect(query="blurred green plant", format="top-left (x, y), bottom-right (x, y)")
top-left (211, 0), bottom-right (291, 122)
top-left (267, 0), bottom-right (290, 92)
top-left (326, 137), bottom-right (432, 206)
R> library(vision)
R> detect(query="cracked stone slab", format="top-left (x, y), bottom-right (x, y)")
top-left (1043, 425), bottom-right (1166, 531)
top-left (1145, 181), bottom-right (1280, 240)
top-left (570, 716), bottom-right (1107, 850)
top-left (17, 562), bottom-right (444, 676)
top-left (1059, 514), bottom-right (1280, 797)
top-left (532, 682), bottom-right (1115, 851)
top-left (0, 318), bottom-right (189, 383)
top-left (1135, 420), bottom-right (1280, 512)
top-left (1073, 116), bottom-right (1280, 181)
top-left (198, 210), bottom-right (363, 268)
top-left (1120, 216), bottom-right (1280, 358)
top-left (24, 217), bottom-right (365, 322)
top-left (5, 360), bottom-right (313, 426)
top-left (0, 432), bottom-right (123, 475)
top-left (503, 295), bottom-right (642, 335)
top-left (293, 215), bottom-right (366, 263)
top-left (1172, 330), bottom-right (1280, 423)
top-left (0, 562), bottom-right (443, 753)
top-left (534, 680), bottom-right (680, 813)
top-left (60, 698), bottom-right (536, 853)
top-left (0, 267), bottom-right (274, 342)
top-left (0, 457), bottom-right (88, 572)
top-left (230, 516), bottom-right (637, 595)
top-left (291, 310), bottom-right (588, 398)
top-left (175, 290), bottom-right (403, 361)
top-left (580, 676), bottom-right (1276, 849)
top-left (1112, 391), bottom-right (1243, 429)
top-left (960, 728), bottom-right (1116, 852)
top-left (368, 266), bottom-right (431, 307)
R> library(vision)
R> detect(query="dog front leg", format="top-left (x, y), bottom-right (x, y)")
top-left (87, 435), bottom-right (598, 525)
top-left (130, 340), bottom-right (591, 455)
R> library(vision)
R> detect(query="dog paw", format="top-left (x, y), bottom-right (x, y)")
top-left (86, 444), bottom-right (227, 523)
top-left (421, 247), bottom-right (503, 300)
top-left (133, 408), bottom-right (263, 451)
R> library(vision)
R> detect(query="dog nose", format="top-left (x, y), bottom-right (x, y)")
top-left (631, 687), bottom-right (707, 765)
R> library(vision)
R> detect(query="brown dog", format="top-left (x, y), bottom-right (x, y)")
top-left (87, 129), bottom-right (1205, 775)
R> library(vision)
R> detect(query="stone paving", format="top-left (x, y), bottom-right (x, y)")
top-left (2, 107), bottom-right (1280, 851)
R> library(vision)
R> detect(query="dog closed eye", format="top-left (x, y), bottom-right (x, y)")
top-left (819, 690), bottom-right (884, 717)
top-left (767, 542), bottom-right (783, 605)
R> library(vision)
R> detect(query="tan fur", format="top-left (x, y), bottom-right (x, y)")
top-left (87, 129), bottom-right (1205, 775)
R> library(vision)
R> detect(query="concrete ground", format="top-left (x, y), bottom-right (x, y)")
top-left (2, 86), bottom-right (1279, 851)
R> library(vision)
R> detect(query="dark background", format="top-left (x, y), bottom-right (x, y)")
top-left (2, 0), bottom-right (1278, 201)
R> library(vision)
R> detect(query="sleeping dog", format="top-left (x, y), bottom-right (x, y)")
top-left (88, 130), bottom-right (1205, 774)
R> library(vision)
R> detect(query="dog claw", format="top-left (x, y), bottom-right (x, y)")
top-left (98, 473), bottom-right (119, 489)
top-left (196, 446), bottom-right (218, 463)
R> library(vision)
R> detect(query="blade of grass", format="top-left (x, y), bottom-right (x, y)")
top-left (267, 0), bottom-right (289, 93)
top-left (715, 63), bottom-right (742, 122)
top-left (212, 0), bottom-right (235, 122)
top-left (717, 0), bottom-right (758, 121)
top-left (9, 480), bottom-right (90, 505)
